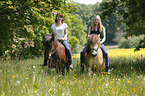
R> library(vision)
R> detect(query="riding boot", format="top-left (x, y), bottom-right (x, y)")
top-left (42, 59), bottom-right (47, 66)
top-left (41, 49), bottom-right (47, 66)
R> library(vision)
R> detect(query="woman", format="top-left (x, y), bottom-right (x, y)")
top-left (80, 15), bottom-right (109, 74)
top-left (42, 13), bottom-right (73, 69)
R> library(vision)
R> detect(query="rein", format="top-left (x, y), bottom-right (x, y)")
top-left (48, 40), bottom-right (62, 69)
top-left (49, 40), bottom-right (62, 57)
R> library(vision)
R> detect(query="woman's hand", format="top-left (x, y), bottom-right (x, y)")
top-left (61, 38), bottom-right (65, 41)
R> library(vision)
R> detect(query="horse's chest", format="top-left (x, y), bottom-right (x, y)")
top-left (85, 52), bottom-right (103, 66)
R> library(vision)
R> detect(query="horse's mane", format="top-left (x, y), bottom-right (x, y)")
top-left (43, 34), bottom-right (59, 48)
top-left (85, 34), bottom-right (101, 53)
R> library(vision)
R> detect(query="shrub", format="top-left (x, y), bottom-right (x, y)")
top-left (119, 35), bottom-right (144, 48)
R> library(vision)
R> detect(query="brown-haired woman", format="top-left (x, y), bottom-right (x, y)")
top-left (42, 13), bottom-right (73, 69)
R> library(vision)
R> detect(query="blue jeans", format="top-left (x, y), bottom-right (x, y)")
top-left (80, 44), bottom-right (109, 67)
top-left (61, 40), bottom-right (72, 64)
top-left (101, 44), bottom-right (109, 67)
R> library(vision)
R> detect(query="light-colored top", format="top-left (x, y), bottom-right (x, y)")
top-left (51, 23), bottom-right (68, 40)
top-left (100, 26), bottom-right (106, 44)
top-left (88, 26), bottom-right (106, 44)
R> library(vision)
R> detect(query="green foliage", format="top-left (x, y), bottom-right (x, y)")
top-left (0, 0), bottom-right (86, 59)
top-left (135, 37), bottom-right (145, 51)
top-left (74, 2), bottom-right (127, 45)
top-left (119, 35), bottom-right (144, 48)
top-left (101, 0), bottom-right (145, 48)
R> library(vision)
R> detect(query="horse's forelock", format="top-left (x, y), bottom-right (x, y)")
top-left (88, 34), bottom-right (100, 45)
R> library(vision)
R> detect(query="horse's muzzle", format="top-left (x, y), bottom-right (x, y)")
top-left (92, 50), bottom-right (97, 57)
top-left (48, 55), bottom-right (51, 59)
top-left (92, 54), bottom-right (97, 57)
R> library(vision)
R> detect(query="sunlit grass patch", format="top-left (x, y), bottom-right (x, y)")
top-left (108, 48), bottom-right (145, 58)
top-left (72, 48), bottom-right (145, 58)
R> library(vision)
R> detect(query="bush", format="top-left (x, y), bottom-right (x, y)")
top-left (119, 35), bottom-right (144, 48)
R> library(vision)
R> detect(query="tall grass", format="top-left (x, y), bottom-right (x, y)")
top-left (0, 49), bottom-right (145, 96)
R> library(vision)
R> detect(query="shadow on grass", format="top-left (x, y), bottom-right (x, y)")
top-left (109, 57), bottom-right (145, 76)
top-left (40, 57), bottom-right (145, 77)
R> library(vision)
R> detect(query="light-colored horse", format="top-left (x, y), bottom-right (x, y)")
top-left (84, 34), bottom-right (105, 75)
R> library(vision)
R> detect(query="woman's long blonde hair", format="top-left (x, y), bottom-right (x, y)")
top-left (92, 15), bottom-right (102, 32)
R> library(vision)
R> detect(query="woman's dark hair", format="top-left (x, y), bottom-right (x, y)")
top-left (55, 13), bottom-right (64, 23)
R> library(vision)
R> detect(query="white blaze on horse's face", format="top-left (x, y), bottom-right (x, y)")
top-left (91, 44), bottom-right (98, 57)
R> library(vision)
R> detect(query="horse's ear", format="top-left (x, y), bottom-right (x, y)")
top-left (43, 36), bottom-right (46, 39)
top-left (51, 34), bottom-right (55, 40)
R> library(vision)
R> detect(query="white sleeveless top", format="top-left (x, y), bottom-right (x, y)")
top-left (51, 23), bottom-right (68, 40)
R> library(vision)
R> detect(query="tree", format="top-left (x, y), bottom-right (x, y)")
top-left (101, 0), bottom-right (145, 50)
top-left (0, 0), bottom-right (86, 59)
top-left (75, 2), bottom-right (126, 45)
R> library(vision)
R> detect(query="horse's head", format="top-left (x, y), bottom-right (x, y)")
top-left (43, 34), bottom-right (56, 59)
top-left (87, 34), bottom-right (101, 57)
top-left (43, 35), bottom-right (54, 47)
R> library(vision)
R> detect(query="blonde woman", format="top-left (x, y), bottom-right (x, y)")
top-left (80, 15), bottom-right (110, 74)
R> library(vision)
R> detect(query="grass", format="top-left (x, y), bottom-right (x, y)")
top-left (0, 48), bottom-right (145, 96)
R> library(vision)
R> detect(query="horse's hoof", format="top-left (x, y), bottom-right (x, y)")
top-left (41, 63), bottom-right (47, 66)
top-left (70, 65), bottom-right (73, 69)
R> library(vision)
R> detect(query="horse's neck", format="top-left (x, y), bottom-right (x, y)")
top-left (54, 39), bottom-right (60, 49)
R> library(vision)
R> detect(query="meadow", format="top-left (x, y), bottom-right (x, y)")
top-left (0, 48), bottom-right (145, 96)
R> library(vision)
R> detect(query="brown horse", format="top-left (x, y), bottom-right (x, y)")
top-left (84, 34), bottom-right (105, 75)
top-left (43, 35), bottom-right (70, 74)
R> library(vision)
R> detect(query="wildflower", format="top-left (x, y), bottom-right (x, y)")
top-left (16, 80), bottom-right (20, 84)
top-left (133, 88), bottom-right (136, 92)
top-left (127, 81), bottom-right (130, 83)
top-left (33, 66), bottom-right (35, 68)
top-left (99, 87), bottom-right (101, 89)
top-left (110, 81), bottom-right (113, 84)
top-left (73, 76), bottom-right (75, 79)
top-left (124, 93), bottom-right (126, 95)
top-left (25, 84), bottom-right (27, 86)
top-left (25, 77), bottom-right (28, 79)
top-left (105, 83), bottom-right (109, 86)
top-left (67, 82), bottom-right (69, 85)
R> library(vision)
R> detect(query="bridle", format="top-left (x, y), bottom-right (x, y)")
top-left (48, 40), bottom-right (62, 68)
top-left (49, 41), bottom-right (61, 59)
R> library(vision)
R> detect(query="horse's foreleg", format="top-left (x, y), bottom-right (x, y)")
top-left (61, 68), bottom-right (65, 75)
top-left (66, 65), bottom-right (70, 73)
top-left (87, 67), bottom-right (92, 76)
top-left (80, 63), bottom-right (85, 73)
top-left (47, 59), bottom-right (52, 74)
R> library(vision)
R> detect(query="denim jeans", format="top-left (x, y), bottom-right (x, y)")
top-left (80, 44), bottom-right (109, 67)
top-left (61, 40), bottom-right (72, 64)
top-left (101, 44), bottom-right (109, 67)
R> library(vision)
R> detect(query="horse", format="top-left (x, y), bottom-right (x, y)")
top-left (43, 34), bottom-right (71, 74)
top-left (83, 34), bottom-right (105, 75)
